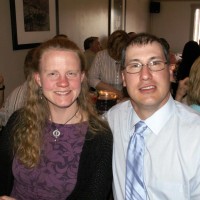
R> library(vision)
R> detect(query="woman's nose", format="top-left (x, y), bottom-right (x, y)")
top-left (57, 75), bottom-right (69, 87)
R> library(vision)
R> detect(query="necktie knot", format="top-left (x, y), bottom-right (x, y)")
top-left (135, 121), bottom-right (147, 136)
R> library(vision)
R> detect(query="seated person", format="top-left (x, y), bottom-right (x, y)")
top-left (88, 30), bottom-right (129, 99)
top-left (0, 48), bottom-right (35, 126)
top-left (84, 36), bottom-right (101, 72)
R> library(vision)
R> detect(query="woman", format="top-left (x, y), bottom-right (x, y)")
top-left (0, 38), bottom-right (112, 199)
top-left (175, 56), bottom-right (200, 113)
top-left (187, 56), bottom-right (200, 112)
top-left (173, 40), bottom-right (200, 98)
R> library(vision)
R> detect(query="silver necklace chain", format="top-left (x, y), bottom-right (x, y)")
top-left (51, 107), bottom-right (79, 141)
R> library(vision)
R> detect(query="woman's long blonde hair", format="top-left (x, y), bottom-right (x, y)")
top-left (187, 56), bottom-right (200, 106)
top-left (13, 38), bottom-right (110, 168)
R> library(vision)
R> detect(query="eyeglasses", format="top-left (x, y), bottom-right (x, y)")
top-left (124, 60), bottom-right (168, 74)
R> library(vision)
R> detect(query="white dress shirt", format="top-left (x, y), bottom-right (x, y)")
top-left (105, 95), bottom-right (200, 200)
top-left (88, 49), bottom-right (122, 91)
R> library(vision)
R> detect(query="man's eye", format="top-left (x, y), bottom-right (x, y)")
top-left (49, 72), bottom-right (57, 76)
top-left (150, 61), bottom-right (161, 66)
top-left (130, 63), bottom-right (141, 68)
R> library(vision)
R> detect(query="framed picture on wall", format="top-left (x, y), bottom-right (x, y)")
top-left (109, 0), bottom-right (126, 35)
top-left (9, 0), bottom-right (59, 50)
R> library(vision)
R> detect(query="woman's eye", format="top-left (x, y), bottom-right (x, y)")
top-left (48, 72), bottom-right (58, 78)
top-left (66, 71), bottom-right (79, 78)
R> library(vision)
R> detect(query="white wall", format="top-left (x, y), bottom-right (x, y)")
top-left (150, 1), bottom-right (199, 53)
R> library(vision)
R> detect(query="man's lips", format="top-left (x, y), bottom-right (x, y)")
top-left (139, 85), bottom-right (156, 91)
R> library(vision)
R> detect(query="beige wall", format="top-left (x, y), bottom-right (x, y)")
top-left (150, 1), bottom-right (199, 53)
top-left (59, 0), bottom-right (109, 50)
top-left (126, 0), bottom-right (150, 33)
top-left (59, 0), bottom-right (150, 50)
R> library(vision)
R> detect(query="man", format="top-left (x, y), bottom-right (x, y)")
top-left (84, 36), bottom-right (101, 72)
top-left (88, 30), bottom-right (129, 99)
top-left (105, 33), bottom-right (200, 199)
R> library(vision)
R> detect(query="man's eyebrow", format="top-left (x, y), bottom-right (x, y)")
top-left (126, 58), bottom-right (140, 63)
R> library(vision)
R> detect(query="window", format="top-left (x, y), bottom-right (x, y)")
top-left (193, 8), bottom-right (200, 43)
top-left (192, 5), bottom-right (200, 44)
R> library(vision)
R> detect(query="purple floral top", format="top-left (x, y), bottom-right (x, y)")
top-left (11, 121), bottom-right (88, 200)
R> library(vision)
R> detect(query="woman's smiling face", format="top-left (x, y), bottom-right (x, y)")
top-left (34, 49), bottom-right (84, 110)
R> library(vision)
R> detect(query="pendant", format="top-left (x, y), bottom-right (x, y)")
top-left (52, 129), bottom-right (61, 141)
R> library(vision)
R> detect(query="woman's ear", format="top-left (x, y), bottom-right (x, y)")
top-left (81, 72), bottom-right (85, 82)
top-left (34, 72), bottom-right (42, 87)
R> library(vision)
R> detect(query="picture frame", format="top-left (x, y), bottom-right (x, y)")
top-left (108, 0), bottom-right (126, 35)
top-left (9, 0), bottom-right (59, 50)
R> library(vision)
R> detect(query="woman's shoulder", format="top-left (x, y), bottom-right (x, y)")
top-left (6, 109), bottom-right (22, 127)
top-left (86, 126), bottom-right (113, 146)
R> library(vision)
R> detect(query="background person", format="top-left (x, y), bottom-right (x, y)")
top-left (88, 30), bottom-right (129, 99)
top-left (0, 74), bottom-right (4, 108)
top-left (176, 56), bottom-right (200, 112)
top-left (176, 40), bottom-right (200, 81)
top-left (160, 37), bottom-right (177, 98)
top-left (0, 48), bottom-right (35, 127)
top-left (174, 77), bottom-right (188, 104)
top-left (105, 33), bottom-right (200, 200)
top-left (173, 40), bottom-right (200, 97)
top-left (0, 38), bottom-right (112, 200)
top-left (84, 36), bottom-right (101, 72)
top-left (127, 31), bottom-right (136, 39)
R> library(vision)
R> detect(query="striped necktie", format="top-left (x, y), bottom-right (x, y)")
top-left (125, 121), bottom-right (148, 200)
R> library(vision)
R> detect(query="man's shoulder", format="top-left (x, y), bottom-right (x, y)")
top-left (96, 49), bottom-right (108, 57)
top-left (7, 82), bottom-right (27, 99)
top-left (106, 100), bottom-right (131, 118)
top-left (175, 101), bottom-right (200, 127)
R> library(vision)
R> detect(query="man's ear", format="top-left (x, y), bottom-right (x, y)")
top-left (169, 64), bottom-right (175, 82)
top-left (34, 73), bottom-right (42, 87)
top-left (122, 72), bottom-right (126, 87)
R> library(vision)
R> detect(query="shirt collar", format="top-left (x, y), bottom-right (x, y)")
top-left (131, 95), bottom-right (175, 135)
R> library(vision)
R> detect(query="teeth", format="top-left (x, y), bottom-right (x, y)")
top-left (56, 91), bottom-right (69, 95)
top-left (141, 86), bottom-right (154, 90)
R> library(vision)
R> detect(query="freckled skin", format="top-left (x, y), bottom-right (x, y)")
top-left (34, 49), bottom-right (85, 120)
